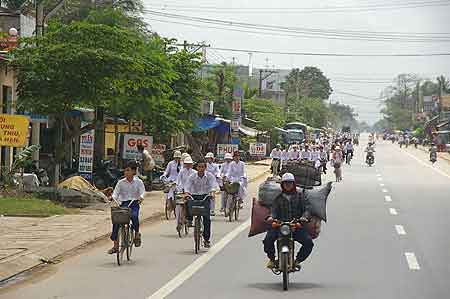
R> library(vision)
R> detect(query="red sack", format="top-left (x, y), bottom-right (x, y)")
top-left (248, 198), bottom-right (271, 237)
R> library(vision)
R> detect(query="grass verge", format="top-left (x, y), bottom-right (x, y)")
top-left (0, 196), bottom-right (76, 217)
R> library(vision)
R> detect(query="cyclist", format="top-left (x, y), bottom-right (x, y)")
top-left (225, 151), bottom-right (248, 207)
top-left (205, 152), bottom-right (220, 216)
top-left (161, 150), bottom-right (183, 206)
top-left (108, 161), bottom-right (145, 254)
top-left (219, 153), bottom-right (233, 213)
top-left (185, 159), bottom-right (219, 248)
top-left (176, 156), bottom-right (196, 225)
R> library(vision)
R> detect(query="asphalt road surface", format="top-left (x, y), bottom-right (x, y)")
top-left (1, 139), bottom-right (450, 299)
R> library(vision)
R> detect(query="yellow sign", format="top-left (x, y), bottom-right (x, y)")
top-left (0, 114), bottom-right (29, 147)
top-left (441, 95), bottom-right (450, 109)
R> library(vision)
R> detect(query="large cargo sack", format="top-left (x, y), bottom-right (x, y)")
top-left (257, 178), bottom-right (282, 207)
top-left (305, 182), bottom-right (333, 222)
top-left (248, 198), bottom-right (271, 237)
top-left (280, 161), bottom-right (321, 187)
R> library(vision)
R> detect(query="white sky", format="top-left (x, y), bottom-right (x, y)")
top-left (142, 0), bottom-right (450, 124)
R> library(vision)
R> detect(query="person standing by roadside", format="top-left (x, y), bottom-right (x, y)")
top-left (270, 144), bottom-right (282, 176)
top-left (137, 144), bottom-right (155, 190)
top-left (205, 152), bottom-right (220, 216)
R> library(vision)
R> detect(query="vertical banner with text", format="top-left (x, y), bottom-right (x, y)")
top-left (78, 122), bottom-right (95, 181)
top-left (232, 85), bottom-right (243, 145)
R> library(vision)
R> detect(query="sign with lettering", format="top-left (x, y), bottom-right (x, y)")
top-left (122, 134), bottom-right (153, 159)
top-left (249, 143), bottom-right (267, 156)
top-left (217, 144), bottom-right (238, 159)
top-left (78, 122), bottom-right (95, 180)
top-left (0, 114), bottom-right (29, 147)
top-left (151, 144), bottom-right (166, 165)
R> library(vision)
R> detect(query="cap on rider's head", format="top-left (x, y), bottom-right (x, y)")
top-left (184, 156), bottom-right (194, 164)
top-left (281, 173), bottom-right (295, 183)
top-left (224, 153), bottom-right (233, 160)
top-left (276, 144), bottom-right (281, 148)
top-left (173, 150), bottom-right (182, 158)
top-left (205, 152), bottom-right (214, 159)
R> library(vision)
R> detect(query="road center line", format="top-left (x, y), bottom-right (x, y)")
top-left (382, 188), bottom-right (388, 193)
top-left (395, 225), bottom-right (406, 235)
top-left (380, 183), bottom-right (385, 187)
top-left (389, 208), bottom-right (398, 215)
top-left (147, 218), bottom-right (251, 299)
top-left (385, 195), bottom-right (392, 202)
top-left (376, 174), bottom-right (382, 177)
top-left (378, 177), bottom-right (383, 181)
top-left (405, 252), bottom-right (421, 270)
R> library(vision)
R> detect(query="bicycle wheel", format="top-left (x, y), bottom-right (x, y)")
top-left (165, 200), bottom-right (169, 220)
top-left (126, 225), bottom-right (134, 261)
top-left (194, 217), bottom-right (201, 254)
top-left (116, 226), bottom-right (126, 266)
top-left (234, 196), bottom-right (240, 221)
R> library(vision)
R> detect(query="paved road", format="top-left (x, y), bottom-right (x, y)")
top-left (1, 141), bottom-right (450, 299)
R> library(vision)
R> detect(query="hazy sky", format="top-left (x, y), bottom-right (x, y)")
top-left (142, 0), bottom-right (450, 124)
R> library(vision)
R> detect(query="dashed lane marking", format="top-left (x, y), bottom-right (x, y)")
top-left (385, 195), bottom-right (392, 202)
top-left (389, 208), bottom-right (398, 215)
top-left (405, 252), bottom-right (421, 270)
top-left (395, 225), bottom-right (406, 235)
top-left (380, 183), bottom-right (385, 187)
top-left (382, 188), bottom-right (388, 193)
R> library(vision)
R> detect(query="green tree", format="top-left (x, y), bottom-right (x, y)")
top-left (287, 97), bottom-right (329, 128)
top-left (284, 66), bottom-right (332, 100)
top-left (329, 102), bottom-right (359, 130)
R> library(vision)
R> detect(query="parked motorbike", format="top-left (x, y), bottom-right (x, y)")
top-left (270, 220), bottom-right (303, 291)
top-left (93, 160), bottom-right (123, 189)
top-left (366, 152), bottom-right (375, 166)
top-left (25, 161), bottom-right (50, 186)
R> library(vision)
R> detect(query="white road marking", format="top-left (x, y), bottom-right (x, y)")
top-left (380, 183), bottom-right (385, 187)
top-left (395, 225), bottom-right (406, 235)
top-left (376, 174), bottom-right (382, 177)
top-left (389, 208), bottom-right (398, 215)
top-left (147, 218), bottom-right (251, 299)
top-left (382, 188), bottom-right (388, 193)
top-left (378, 177), bottom-right (383, 181)
top-left (405, 252), bottom-right (421, 270)
top-left (385, 195), bottom-right (392, 202)
top-left (403, 151), bottom-right (450, 180)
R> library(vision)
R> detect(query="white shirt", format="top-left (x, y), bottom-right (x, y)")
top-left (226, 160), bottom-right (246, 183)
top-left (176, 167), bottom-right (197, 191)
top-left (220, 161), bottom-right (232, 177)
top-left (163, 160), bottom-right (182, 181)
top-left (311, 151), bottom-right (320, 162)
top-left (281, 150), bottom-right (289, 162)
top-left (319, 151), bottom-right (327, 160)
top-left (301, 150), bottom-right (311, 160)
top-left (206, 162), bottom-right (220, 177)
top-left (112, 176), bottom-right (145, 204)
top-left (289, 150), bottom-right (300, 160)
top-left (270, 149), bottom-right (282, 159)
top-left (185, 172), bottom-right (219, 195)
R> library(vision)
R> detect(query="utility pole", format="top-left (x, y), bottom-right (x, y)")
top-left (177, 41), bottom-right (210, 54)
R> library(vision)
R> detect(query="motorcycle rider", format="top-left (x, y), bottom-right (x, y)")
top-left (185, 159), bottom-right (219, 248)
top-left (270, 144), bottom-right (282, 175)
top-left (365, 142), bottom-right (376, 163)
top-left (318, 145), bottom-right (328, 174)
top-left (205, 152), bottom-right (220, 216)
top-left (219, 153), bottom-right (233, 213)
top-left (429, 143), bottom-right (438, 162)
top-left (263, 173), bottom-right (314, 269)
top-left (344, 141), bottom-right (354, 164)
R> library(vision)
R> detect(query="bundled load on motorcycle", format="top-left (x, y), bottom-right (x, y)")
top-left (279, 160), bottom-right (322, 188)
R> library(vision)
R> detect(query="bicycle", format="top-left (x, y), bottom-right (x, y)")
top-left (175, 192), bottom-right (189, 238)
top-left (223, 181), bottom-right (240, 222)
top-left (163, 180), bottom-right (176, 220)
top-left (110, 199), bottom-right (136, 266)
top-left (186, 194), bottom-right (211, 254)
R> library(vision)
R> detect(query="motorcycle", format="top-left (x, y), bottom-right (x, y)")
top-left (270, 220), bottom-right (303, 291)
top-left (93, 160), bottom-right (123, 189)
top-left (24, 161), bottom-right (50, 186)
top-left (366, 152), bottom-right (375, 166)
top-left (430, 152), bottom-right (437, 164)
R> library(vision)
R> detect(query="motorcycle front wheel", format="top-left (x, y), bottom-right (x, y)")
top-left (281, 252), bottom-right (289, 291)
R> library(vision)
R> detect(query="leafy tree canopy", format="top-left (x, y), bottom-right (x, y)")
top-left (284, 66), bottom-right (332, 101)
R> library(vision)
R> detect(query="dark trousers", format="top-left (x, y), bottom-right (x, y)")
top-left (111, 200), bottom-right (140, 241)
top-left (263, 227), bottom-right (314, 263)
top-left (187, 197), bottom-right (211, 242)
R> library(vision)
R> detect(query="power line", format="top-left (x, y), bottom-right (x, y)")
top-left (143, 10), bottom-right (450, 42)
top-left (333, 90), bottom-right (386, 101)
top-left (149, 0), bottom-right (450, 13)
top-left (208, 46), bottom-right (450, 57)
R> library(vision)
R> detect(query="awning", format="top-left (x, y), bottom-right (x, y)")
top-left (193, 115), bottom-right (223, 132)
top-left (239, 125), bottom-right (259, 137)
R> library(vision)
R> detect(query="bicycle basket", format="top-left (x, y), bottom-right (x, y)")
top-left (191, 200), bottom-right (210, 217)
top-left (163, 183), bottom-right (174, 193)
top-left (111, 207), bottom-right (131, 224)
top-left (224, 182), bottom-right (240, 195)
top-left (175, 193), bottom-right (185, 205)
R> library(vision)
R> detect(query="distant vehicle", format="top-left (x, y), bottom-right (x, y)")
top-left (282, 122), bottom-right (307, 144)
top-left (342, 126), bottom-right (351, 133)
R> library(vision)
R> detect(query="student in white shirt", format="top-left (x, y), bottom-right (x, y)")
top-left (219, 153), bottom-right (233, 213)
top-left (301, 145), bottom-right (312, 161)
top-left (281, 148), bottom-right (289, 167)
top-left (176, 157), bottom-right (196, 192)
top-left (161, 150), bottom-right (182, 203)
top-left (270, 144), bottom-right (282, 175)
top-left (108, 161), bottom-right (145, 254)
top-left (205, 152), bottom-right (220, 216)
top-left (289, 144), bottom-right (301, 161)
top-left (185, 159), bottom-right (219, 248)
top-left (225, 151), bottom-right (248, 204)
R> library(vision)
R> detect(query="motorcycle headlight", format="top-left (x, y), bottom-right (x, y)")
top-left (280, 224), bottom-right (291, 236)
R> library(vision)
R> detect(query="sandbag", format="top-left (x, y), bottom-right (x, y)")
top-left (248, 198), bottom-right (271, 237)
top-left (257, 178), bottom-right (282, 207)
top-left (304, 182), bottom-right (333, 222)
top-left (280, 161), bottom-right (321, 187)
